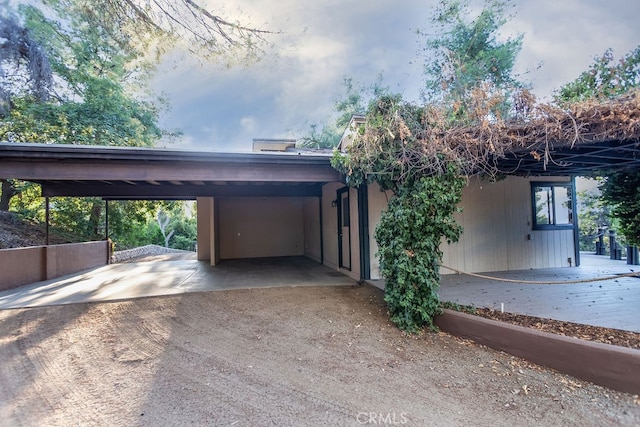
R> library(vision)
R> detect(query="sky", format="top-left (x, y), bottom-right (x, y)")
top-left (151, 0), bottom-right (640, 152)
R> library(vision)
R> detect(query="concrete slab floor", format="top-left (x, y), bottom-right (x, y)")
top-left (0, 256), bottom-right (357, 310)
top-left (366, 253), bottom-right (640, 333)
top-left (438, 253), bottom-right (640, 333)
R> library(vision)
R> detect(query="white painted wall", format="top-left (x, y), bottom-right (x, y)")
top-left (367, 183), bottom-right (394, 279)
top-left (303, 197), bottom-right (322, 263)
top-left (347, 186), bottom-right (361, 281)
top-left (320, 182), bottom-right (362, 280)
top-left (367, 176), bottom-right (576, 279)
top-left (441, 176), bottom-right (575, 273)
top-left (321, 182), bottom-right (342, 271)
top-left (218, 197), bottom-right (305, 259)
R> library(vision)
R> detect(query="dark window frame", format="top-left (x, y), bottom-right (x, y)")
top-left (531, 182), bottom-right (575, 230)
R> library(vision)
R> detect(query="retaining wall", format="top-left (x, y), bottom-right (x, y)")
top-left (111, 244), bottom-right (190, 263)
top-left (0, 241), bottom-right (110, 291)
top-left (436, 309), bottom-right (640, 395)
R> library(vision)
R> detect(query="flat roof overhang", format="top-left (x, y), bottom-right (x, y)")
top-left (0, 143), bottom-right (342, 199)
top-left (2, 137), bottom-right (639, 200)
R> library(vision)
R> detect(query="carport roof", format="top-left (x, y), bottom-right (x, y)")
top-left (1, 137), bottom-right (639, 199)
top-left (0, 143), bottom-right (342, 198)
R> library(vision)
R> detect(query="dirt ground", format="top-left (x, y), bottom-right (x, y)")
top-left (1, 284), bottom-right (639, 426)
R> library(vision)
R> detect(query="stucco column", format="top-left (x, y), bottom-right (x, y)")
top-left (196, 197), bottom-right (212, 262)
top-left (210, 198), bottom-right (220, 266)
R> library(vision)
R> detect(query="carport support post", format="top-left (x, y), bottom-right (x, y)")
top-left (196, 197), bottom-right (219, 265)
top-left (45, 196), bottom-right (50, 246)
top-left (105, 199), bottom-right (109, 241)
top-left (571, 176), bottom-right (580, 267)
top-left (196, 197), bottom-right (212, 262)
top-left (357, 184), bottom-right (370, 281)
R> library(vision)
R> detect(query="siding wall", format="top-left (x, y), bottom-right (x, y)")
top-left (442, 176), bottom-right (575, 273)
top-left (321, 183), bottom-right (341, 271)
top-left (367, 183), bottom-right (394, 279)
top-left (367, 176), bottom-right (575, 279)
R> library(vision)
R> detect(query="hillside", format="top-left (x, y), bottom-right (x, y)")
top-left (0, 211), bottom-right (74, 249)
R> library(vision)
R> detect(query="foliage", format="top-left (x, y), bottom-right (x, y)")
top-left (299, 122), bottom-right (342, 150)
top-left (600, 172), bottom-right (640, 247)
top-left (441, 300), bottom-right (477, 314)
top-left (299, 76), bottom-right (389, 149)
top-left (6, 4), bottom-right (167, 147)
top-left (577, 188), bottom-right (609, 252)
top-left (555, 47), bottom-right (640, 103)
top-left (8, 182), bottom-right (44, 221)
top-left (332, 95), bottom-right (466, 332)
top-left (8, 193), bottom-right (197, 251)
top-left (0, 2), bottom-right (171, 216)
top-left (46, 0), bottom-right (272, 64)
top-left (375, 172), bottom-right (464, 331)
top-left (0, 2), bottom-right (180, 250)
top-left (0, 12), bottom-right (52, 114)
top-left (105, 200), bottom-right (196, 251)
top-left (420, 0), bottom-right (524, 122)
top-left (557, 47), bottom-right (640, 248)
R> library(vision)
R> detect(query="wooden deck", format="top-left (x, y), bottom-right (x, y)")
top-left (439, 253), bottom-right (640, 332)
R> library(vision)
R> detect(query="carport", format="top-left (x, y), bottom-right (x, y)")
top-left (0, 143), bottom-right (345, 271)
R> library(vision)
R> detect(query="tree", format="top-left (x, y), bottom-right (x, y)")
top-left (0, 0), bottom-right (268, 250)
top-left (156, 208), bottom-right (175, 248)
top-left (577, 187), bottom-right (613, 252)
top-left (554, 47), bottom-right (640, 103)
top-left (420, 0), bottom-right (524, 122)
top-left (50, 0), bottom-right (272, 64)
top-left (600, 173), bottom-right (640, 247)
top-left (0, 12), bottom-right (52, 114)
top-left (556, 47), bottom-right (640, 247)
top-left (0, 2), bottom-right (174, 237)
top-left (0, 10), bottom-right (54, 210)
top-left (299, 76), bottom-right (389, 149)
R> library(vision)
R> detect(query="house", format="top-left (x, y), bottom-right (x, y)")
top-left (0, 116), bottom-right (639, 285)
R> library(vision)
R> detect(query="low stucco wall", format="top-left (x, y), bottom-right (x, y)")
top-left (0, 246), bottom-right (46, 291)
top-left (0, 241), bottom-right (109, 291)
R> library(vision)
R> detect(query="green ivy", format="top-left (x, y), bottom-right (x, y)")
top-left (375, 170), bottom-right (464, 332)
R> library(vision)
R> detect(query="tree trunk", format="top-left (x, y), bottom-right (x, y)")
top-left (87, 201), bottom-right (103, 239)
top-left (0, 179), bottom-right (17, 211)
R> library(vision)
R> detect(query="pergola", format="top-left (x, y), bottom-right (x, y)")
top-left (496, 138), bottom-right (640, 176)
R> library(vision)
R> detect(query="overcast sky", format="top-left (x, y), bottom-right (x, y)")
top-left (151, 0), bottom-right (640, 152)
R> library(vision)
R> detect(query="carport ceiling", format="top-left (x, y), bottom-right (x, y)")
top-left (0, 143), bottom-right (341, 199)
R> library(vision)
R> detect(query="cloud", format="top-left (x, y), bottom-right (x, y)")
top-left (153, 0), bottom-right (640, 151)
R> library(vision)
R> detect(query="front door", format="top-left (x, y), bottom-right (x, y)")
top-left (337, 187), bottom-right (351, 270)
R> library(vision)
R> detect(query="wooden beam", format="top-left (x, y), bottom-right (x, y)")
top-left (40, 182), bottom-right (325, 198)
top-left (0, 159), bottom-right (341, 183)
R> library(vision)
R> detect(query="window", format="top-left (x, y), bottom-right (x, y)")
top-left (531, 182), bottom-right (574, 229)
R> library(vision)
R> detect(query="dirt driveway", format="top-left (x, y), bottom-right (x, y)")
top-left (1, 284), bottom-right (638, 426)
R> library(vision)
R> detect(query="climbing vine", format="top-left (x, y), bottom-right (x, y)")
top-left (375, 171), bottom-right (464, 331)
top-left (332, 96), bottom-right (466, 332)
